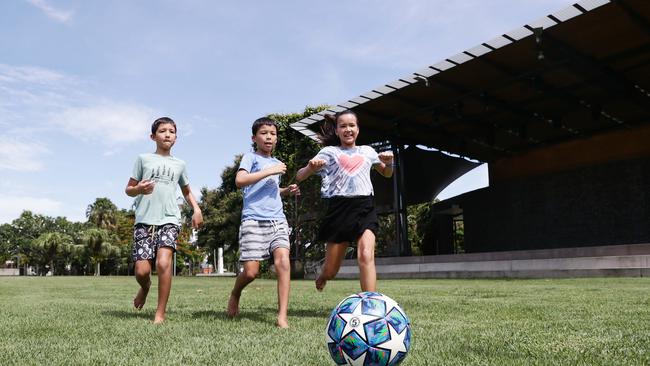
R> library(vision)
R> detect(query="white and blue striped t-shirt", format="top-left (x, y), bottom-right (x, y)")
top-left (315, 145), bottom-right (381, 198)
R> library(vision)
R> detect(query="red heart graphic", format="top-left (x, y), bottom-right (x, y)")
top-left (338, 154), bottom-right (364, 175)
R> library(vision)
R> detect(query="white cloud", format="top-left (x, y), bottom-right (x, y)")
top-left (0, 195), bottom-right (63, 224)
top-left (0, 63), bottom-right (158, 149)
top-left (300, 0), bottom-right (572, 71)
top-left (0, 138), bottom-right (49, 171)
top-left (25, 0), bottom-right (73, 24)
top-left (0, 64), bottom-right (81, 129)
top-left (0, 63), bottom-right (67, 85)
top-left (52, 103), bottom-right (157, 145)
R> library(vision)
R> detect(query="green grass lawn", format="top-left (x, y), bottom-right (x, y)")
top-left (0, 276), bottom-right (648, 365)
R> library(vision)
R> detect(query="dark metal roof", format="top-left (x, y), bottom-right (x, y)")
top-left (291, 0), bottom-right (650, 163)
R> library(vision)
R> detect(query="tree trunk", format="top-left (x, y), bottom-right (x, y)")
top-left (95, 262), bottom-right (101, 276)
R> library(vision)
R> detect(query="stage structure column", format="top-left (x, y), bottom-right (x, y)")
top-left (392, 143), bottom-right (411, 256)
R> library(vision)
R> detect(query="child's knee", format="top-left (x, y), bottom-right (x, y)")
top-left (320, 266), bottom-right (339, 280)
top-left (156, 259), bottom-right (172, 273)
top-left (275, 256), bottom-right (290, 273)
top-left (242, 268), bottom-right (258, 281)
top-left (357, 249), bottom-right (375, 266)
top-left (135, 267), bottom-right (150, 279)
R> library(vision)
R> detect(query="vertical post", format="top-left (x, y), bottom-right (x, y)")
top-left (294, 194), bottom-right (300, 259)
top-left (392, 144), bottom-right (411, 256)
top-left (392, 146), bottom-right (401, 257)
top-left (218, 247), bottom-right (224, 274)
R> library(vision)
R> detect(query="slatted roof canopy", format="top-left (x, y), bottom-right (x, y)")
top-left (291, 0), bottom-right (650, 163)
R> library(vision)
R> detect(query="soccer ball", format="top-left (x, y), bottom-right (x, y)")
top-left (326, 292), bottom-right (411, 365)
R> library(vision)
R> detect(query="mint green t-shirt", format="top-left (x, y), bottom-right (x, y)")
top-left (131, 153), bottom-right (189, 226)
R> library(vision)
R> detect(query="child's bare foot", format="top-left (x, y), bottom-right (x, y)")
top-left (315, 276), bottom-right (327, 292)
top-left (276, 317), bottom-right (289, 329)
top-left (133, 281), bottom-right (151, 310)
top-left (227, 293), bottom-right (240, 318)
top-left (153, 315), bottom-right (165, 324)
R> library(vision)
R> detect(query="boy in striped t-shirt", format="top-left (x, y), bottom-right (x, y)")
top-left (226, 117), bottom-right (299, 328)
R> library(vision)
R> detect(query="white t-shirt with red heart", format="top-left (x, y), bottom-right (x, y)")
top-left (315, 145), bottom-right (381, 198)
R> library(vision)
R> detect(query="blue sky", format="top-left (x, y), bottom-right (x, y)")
top-left (0, 0), bottom-right (572, 223)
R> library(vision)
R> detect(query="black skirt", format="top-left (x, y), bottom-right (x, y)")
top-left (317, 196), bottom-right (379, 243)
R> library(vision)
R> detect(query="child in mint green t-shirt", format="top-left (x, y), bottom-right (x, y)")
top-left (125, 117), bottom-right (203, 324)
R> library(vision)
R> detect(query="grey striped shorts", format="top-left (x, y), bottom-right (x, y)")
top-left (238, 219), bottom-right (290, 262)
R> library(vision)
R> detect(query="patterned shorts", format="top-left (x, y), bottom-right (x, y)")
top-left (132, 223), bottom-right (180, 262)
top-left (238, 220), bottom-right (290, 262)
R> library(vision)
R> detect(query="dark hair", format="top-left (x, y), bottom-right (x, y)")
top-left (252, 117), bottom-right (278, 135)
top-left (319, 110), bottom-right (357, 146)
top-left (151, 117), bottom-right (177, 134)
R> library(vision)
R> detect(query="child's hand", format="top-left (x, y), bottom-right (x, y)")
top-left (267, 163), bottom-right (287, 176)
top-left (192, 210), bottom-right (203, 229)
top-left (138, 180), bottom-right (155, 195)
top-left (287, 184), bottom-right (300, 196)
top-left (308, 159), bottom-right (326, 172)
top-left (378, 152), bottom-right (394, 166)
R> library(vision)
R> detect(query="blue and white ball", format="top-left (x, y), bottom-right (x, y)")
top-left (326, 292), bottom-right (412, 365)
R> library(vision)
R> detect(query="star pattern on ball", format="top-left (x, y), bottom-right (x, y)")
top-left (326, 292), bottom-right (411, 365)
top-left (338, 300), bottom-right (382, 342)
top-left (345, 353), bottom-right (365, 366)
top-left (378, 294), bottom-right (399, 315)
top-left (377, 322), bottom-right (408, 364)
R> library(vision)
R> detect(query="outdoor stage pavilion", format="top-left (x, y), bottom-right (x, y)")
top-left (291, 0), bottom-right (650, 278)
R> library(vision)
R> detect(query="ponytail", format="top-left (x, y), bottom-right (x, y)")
top-left (319, 114), bottom-right (340, 146)
top-left (318, 110), bottom-right (357, 146)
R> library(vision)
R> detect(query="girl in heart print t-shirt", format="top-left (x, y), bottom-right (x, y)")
top-left (295, 109), bottom-right (394, 293)
top-left (314, 145), bottom-right (380, 198)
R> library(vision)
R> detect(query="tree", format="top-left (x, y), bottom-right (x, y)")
top-left (175, 225), bottom-right (205, 276)
top-left (81, 228), bottom-right (118, 276)
top-left (33, 232), bottom-right (73, 275)
top-left (192, 168), bottom-right (244, 255)
top-left (11, 211), bottom-right (58, 273)
top-left (86, 198), bottom-right (118, 231)
top-left (109, 209), bottom-right (136, 275)
top-left (0, 224), bottom-right (17, 263)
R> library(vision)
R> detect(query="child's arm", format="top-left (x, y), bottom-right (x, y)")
top-left (375, 151), bottom-right (395, 178)
top-left (125, 178), bottom-right (155, 197)
top-left (295, 159), bottom-right (326, 182)
top-left (235, 163), bottom-right (287, 188)
top-left (280, 184), bottom-right (300, 197)
top-left (181, 185), bottom-right (203, 229)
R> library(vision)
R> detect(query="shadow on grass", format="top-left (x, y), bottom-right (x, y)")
top-left (288, 308), bottom-right (329, 319)
top-left (236, 305), bottom-right (329, 319)
top-left (191, 306), bottom-right (328, 324)
top-left (103, 309), bottom-right (152, 320)
top-left (192, 309), bottom-right (268, 324)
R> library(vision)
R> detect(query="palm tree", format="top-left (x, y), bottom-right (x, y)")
top-left (81, 228), bottom-right (118, 276)
top-left (86, 198), bottom-right (118, 231)
top-left (33, 232), bottom-right (73, 275)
